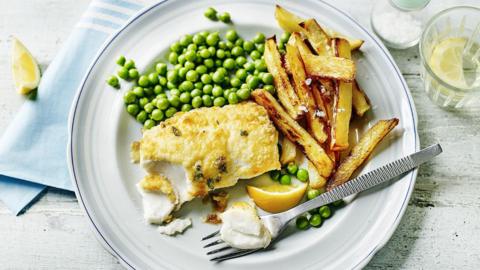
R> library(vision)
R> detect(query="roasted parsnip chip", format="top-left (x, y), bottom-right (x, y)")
top-left (311, 83), bottom-right (330, 124)
top-left (327, 118), bottom-right (399, 190)
top-left (285, 44), bottom-right (328, 143)
top-left (301, 52), bottom-right (356, 82)
top-left (301, 18), bottom-right (332, 55)
top-left (352, 80), bottom-right (371, 117)
top-left (264, 38), bottom-right (303, 119)
top-left (330, 38), bottom-right (353, 151)
top-left (306, 160), bottom-right (327, 190)
top-left (324, 28), bottom-right (364, 50)
top-left (274, 5), bottom-right (304, 33)
top-left (287, 32), bottom-right (313, 57)
top-left (280, 137), bottom-right (297, 165)
top-left (252, 89), bottom-right (334, 177)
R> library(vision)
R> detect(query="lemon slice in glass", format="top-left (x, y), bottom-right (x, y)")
top-left (11, 37), bottom-right (41, 95)
top-left (246, 174), bottom-right (307, 213)
top-left (429, 37), bottom-right (467, 89)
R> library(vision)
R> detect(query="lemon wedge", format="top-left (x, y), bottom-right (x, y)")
top-left (246, 175), bottom-right (307, 213)
top-left (11, 37), bottom-right (41, 95)
top-left (429, 37), bottom-right (467, 88)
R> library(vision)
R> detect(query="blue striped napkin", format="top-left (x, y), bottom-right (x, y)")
top-left (0, 0), bottom-right (151, 215)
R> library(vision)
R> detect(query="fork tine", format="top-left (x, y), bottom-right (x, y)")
top-left (206, 245), bottom-right (233, 255)
top-left (201, 230), bottom-right (220, 241)
top-left (203, 239), bottom-right (224, 248)
top-left (210, 248), bottom-right (260, 262)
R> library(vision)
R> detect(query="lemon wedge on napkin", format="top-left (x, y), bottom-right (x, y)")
top-left (11, 37), bottom-right (41, 95)
top-left (247, 174), bottom-right (307, 213)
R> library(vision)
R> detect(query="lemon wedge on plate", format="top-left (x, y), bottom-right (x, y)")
top-left (429, 37), bottom-right (467, 88)
top-left (247, 174), bottom-right (307, 213)
top-left (11, 37), bottom-right (41, 95)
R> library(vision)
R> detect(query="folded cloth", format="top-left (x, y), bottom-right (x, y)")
top-left (0, 0), bottom-right (150, 215)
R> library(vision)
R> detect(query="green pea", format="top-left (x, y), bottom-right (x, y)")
top-left (169, 95), bottom-right (181, 107)
top-left (319, 205), bottom-right (331, 219)
top-left (201, 74), bottom-right (212, 84)
top-left (168, 52), bottom-right (178, 64)
top-left (280, 32), bottom-right (291, 43)
top-left (235, 69), bottom-right (248, 81)
top-left (124, 59), bottom-right (135, 69)
top-left (225, 29), bottom-right (238, 42)
top-left (178, 54), bottom-right (187, 65)
top-left (170, 89), bottom-right (180, 97)
top-left (264, 85), bottom-right (275, 94)
top-left (150, 109), bottom-right (164, 121)
top-left (166, 70), bottom-right (179, 83)
top-left (180, 34), bottom-right (193, 47)
top-left (296, 168), bottom-right (309, 182)
top-left (280, 174), bottom-right (291, 185)
top-left (213, 96), bottom-right (226, 107)
top-left (152, 86), bottom-right (162, 95)
top-left (179, 92), bottom-right (191, 104)
top-left (194, 82), bottom-right (203, 90)
top-left (230, 78), bottom-right (241, 88)
top-left (234, 57), bottom-right (246, 67)
top-left (125, 68), bottom-right (138, 80)
top-left (184, 61), bottom-right (195, 71)
top-left (250, 50), bottom-right (261, 60)
top-left (223, 58), bottom-right (236, 70)
top-left (170, 42), bottom-right (182, 53)
top-left (178, 67), bottom-right (188, 79)
top-left (179, 81), bottom-right (193, 92)
top-left (243, 41), bottom-right (255, 52)
top-left (204, 7), bottom-right (217, 20)
top-left (204, 58), bottom-right (214, 69)
top-left (237, 88), bottom-right (250, 100)
top-left (206, 32), bottom-right (220, 46)
top-left (223, 89), bottom-right (232, 99)
top-left (144, 119), bottom-right (156, 129)
top-left (200, 31), bottom-right (210, 38)
top-left (154, 63), bottom-right (167, 77)
top-left (307, 189), bottom-right (321, 200)
top-left (278, 41), bottom-right (285, 50)
top-left (139, 97), bottom-right (149, 108)
top-left (117, 67), bottom-right (129, 80)
top-left (228, 92), bottom-right (239, 104)
top-left (202, 95), bottom-right (213, 107)
top-left (226, 41), bottom-right (234, 49)
top-left (181, 104), bottom-right (192, 112)
top-left (261, 72), bottom-right (274, 85)
top-left (157, 93), bottom-right (167, 99)
top-left (159, 76), bottom-right (167, 86)
top-left (244, 62), bottom-right (255, 72)
top-left (116, 55), bottom-right (126, 66)
top-left (253, 33), bottom-right (266, 44)
top-left (296, 216), bottom-right (309, 230)
top-left (190, 96), bottom-right (202, 108)
top-left (192, 33), bottom-right (205, 45)
top-left (187, 44), bottom-right (197, 51)
top-left (240, 83), bottom-right (248, 89)
top-left (253, 69), bottom-right (260, 75)
top-left (235, 38), bottom-right (244, 47)
top-left (216, 49), bottom-right (226, 59)
top-left (132, 86), bottom-right (143, 97)
top-left (136, 111), bottom-right (148, 124)
top-left (309, 214), bottom-right (322, 227)
top-left (203, 84), bottom-right (213, 94)
top-left (184, 50), bottom-right (195, 62)
top-left (196, 65), bottom-right (208, 75)
top-left (147, 72), bottom-right (158, 85)
top-left (123, 91), bottom-right (136, 104)
top-left (156, 98), bottom-right (170, 110)
top-left (212, 71), bottom-right (224, 84)
top-left (215, 59), bottom-right (223, 67)
top-left (107, 75), bottom-right (119, 88)
top-left (257, 43), bottom-right (265, 54)
top-left (286, 162), bottom-right (298, 175)
top-left (143, 87), bottom-right (153, 96)
top-left (230, 46), bottom-right (242, 57)
top-left (126, 104), bottom-right (139, 116)
top-left (212, 85), bottom-right (224, 97)
top-left (191, 89), bottom-right (202, 98)
top-left (186, 70), bottom-right (199, 82)
top-left (247, 76), bottom-right (260, 89)
top-left (198, 49), bottom-right (210, 59)
top-left (218, 41), bottom-right (227, 49)
top-left (167, 81), bottom-right (177, 89)
top-left (218, 12), bottom-right (231, 23)
top-left (165, 107), bottom-right (177, 118)
top-left (255, 59), bottom-right (267, 72)
top-left (144, 102), bottom-right (155, 113)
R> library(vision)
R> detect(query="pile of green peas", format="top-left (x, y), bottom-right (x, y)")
top-left (277, 32), bottom-right (291, 53)
top-left (108, 29), bottom-right (276, 129)
top-left (296, 197), bottom-right (345, 230)
top-left (269, 162), bottom-right (309, 185)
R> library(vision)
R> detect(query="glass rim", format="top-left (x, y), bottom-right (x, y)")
top-left (419, 6), bottom-right (480, 93)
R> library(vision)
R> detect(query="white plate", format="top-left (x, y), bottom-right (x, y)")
top-left (68, 0), bottom-right (419, 269)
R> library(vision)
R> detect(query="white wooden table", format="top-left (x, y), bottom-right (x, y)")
top-left (1, 0), bottom-right (479, 269)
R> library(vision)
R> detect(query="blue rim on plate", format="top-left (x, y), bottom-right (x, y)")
top-left (67, 1), bottom-right (419, 269)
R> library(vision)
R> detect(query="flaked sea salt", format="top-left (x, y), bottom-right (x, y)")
top-left (372, 11), bottom-right (422, 46)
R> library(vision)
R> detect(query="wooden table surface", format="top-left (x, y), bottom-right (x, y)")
top-left (1, 0), bottom-right (479, 269)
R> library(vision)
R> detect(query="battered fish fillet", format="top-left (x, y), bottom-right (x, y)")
top-left (134, 102), bottom-right (281, 224)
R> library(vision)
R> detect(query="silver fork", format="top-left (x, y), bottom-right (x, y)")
top-left (202, 144), bottom-right (442, 262)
